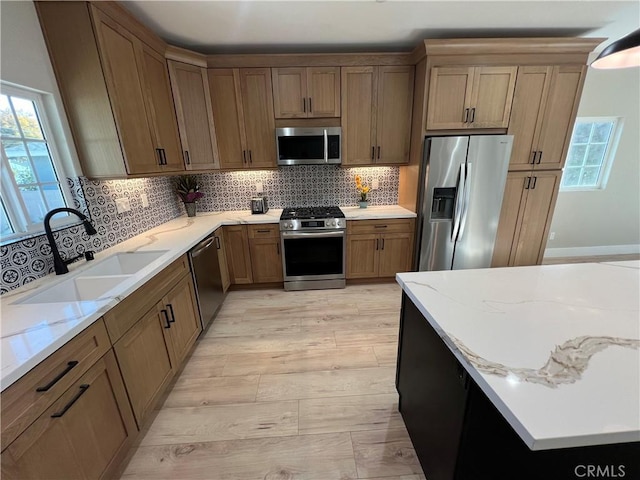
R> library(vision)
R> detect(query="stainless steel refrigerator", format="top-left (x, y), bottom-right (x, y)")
top-left (417, 135), bottom-right (513, 271)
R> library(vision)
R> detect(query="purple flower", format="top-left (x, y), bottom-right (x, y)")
top-left (181, 191), bottom-right (204, 203)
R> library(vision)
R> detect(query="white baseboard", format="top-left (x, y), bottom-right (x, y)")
top-left (544, 244), bottom-right (640, 258)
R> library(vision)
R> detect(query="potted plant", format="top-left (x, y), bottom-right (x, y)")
top-left (174, 175), bottom-right (204, 217)
top-left (355, 175), bottom-right (371, 208)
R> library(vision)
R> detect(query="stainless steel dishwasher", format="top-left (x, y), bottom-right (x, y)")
top-left (188, 233), bottom-right (225, 331)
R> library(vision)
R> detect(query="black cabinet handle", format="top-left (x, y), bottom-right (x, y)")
top-left (530, 151), bottom-right (536, 164)
top-left (249, 150), bottom-right (253, 164)
top-left (161, 149), bottom-right (168, 165)
top-left (377, 146), bottom-right (381, 159)
top-left (537, 151), bottom-right (543, 164)
top-left (243, 150), bottom-right (247, 164)
top-left (257, 229), bottom-right (270, 233)
top-left (184, 150), bottom-right (191, 165)
top-left (381, 238), bottom-right (385, 250)
top-left (308, 97), bottom-right (312, 113)
top-left (276, 243), bottom-right (280, 255)
top-left (156, 148), bottom-right (163, 165)
top-left (463, 108), bottom-right (469, 123)
top-left (531, 176), bottom-right (537, 189)
top-left (371, 146), bottom-right (375, 160)
top-left (215, 236), bottom-right (221, 249)
top-left (525, 176), bottom-right (531, 189)
top-left (167, 303), bottom-right (176, 323)
top-left (376, 238), bottom-right (379, 250)
top-left (303, 98), bottom-right (306, 113)
top-left (36, 361), bottom-right (79, 392)
top-left (51, 384), bottom-right (90, 418)
top-left (162, 309), bottom-right (171, 328)
top-left (470, 108), bottom-right (476, 123)
top-left (374, 225), bottom-right (388, 229)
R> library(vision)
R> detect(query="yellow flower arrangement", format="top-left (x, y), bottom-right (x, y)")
top-left (355, 175), bottom-right (371, 202)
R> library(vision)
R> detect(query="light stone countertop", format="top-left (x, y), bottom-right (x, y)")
top-left (1, 205), bottom-right (414, 391)
top-left (397, 261), bottom-right (640, 450)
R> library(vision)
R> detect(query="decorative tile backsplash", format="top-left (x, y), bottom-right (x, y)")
top-left (1, 176), bottom-right (182, 294)
top-left (1, 165), bottom-right (399, 294)
top-left (194, 165), bottom-right (399, 211)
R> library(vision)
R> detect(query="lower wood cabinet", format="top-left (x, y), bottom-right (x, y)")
top-left (162, 276), bottom-right (202, 365)
top-left (493, 170), bottom-right (562, 267)
top-left (346, 219), bottom-right (415, 279)
top-left (224, 225), bottom-right (253, 284)
top-left (1, 350), bottom-right (136, 480)
top-left (248, 225), bottom-right (283, 283)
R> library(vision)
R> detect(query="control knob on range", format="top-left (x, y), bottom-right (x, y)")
top-left (288, 223), bottom-right (293, 229)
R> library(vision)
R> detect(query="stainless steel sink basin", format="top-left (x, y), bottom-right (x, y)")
top-left (16, 275), bottom-right (131, 304)
top-left (79, 250), bottom-right (168, 276)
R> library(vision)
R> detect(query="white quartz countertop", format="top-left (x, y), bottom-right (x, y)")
top-left (1, 205), bottom-right (414, 391)
top-left (396, 262), bottom-right (640, 451)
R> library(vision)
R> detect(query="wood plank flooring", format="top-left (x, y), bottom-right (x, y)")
top-left (121, 283), bottom-right (426, 479)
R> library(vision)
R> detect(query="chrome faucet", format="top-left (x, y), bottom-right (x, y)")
top-left (44, 208), bottom-right (97, 275)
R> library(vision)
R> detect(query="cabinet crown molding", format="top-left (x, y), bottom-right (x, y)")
top-left (166, 45), bottom-right (208, 67)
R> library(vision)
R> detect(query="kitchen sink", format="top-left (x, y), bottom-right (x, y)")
top-left (79, 250), bottom-right (168, 276)
top-left (16, 275), bottom-right (131, 305)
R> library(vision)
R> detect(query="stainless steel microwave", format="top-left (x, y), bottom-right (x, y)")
top-left (276, 127), bottom-right (341, 166)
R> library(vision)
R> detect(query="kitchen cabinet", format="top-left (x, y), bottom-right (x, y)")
top-left (161, 276), bottom-right (202, 365)
top-left (341, 66), bottom-right (414, 166)
top-left (208, 68), bottom-right (277, 169)
top-left (36, 2), bottom-right (184, 178)
top-left (492, 170), bottom-right (562, 267)
top-left (1, 350), bottom-right (136, 480)
top-left (214, 227), bottom-right (231, 293)
top-left (224, 225), bottom-right (254, 284)
top-left (507, 65), bottom-right (586, 171)
top-left (168, 60), bottom-right (221, 171)
top-left (346, 219), bottom-right (415, 279)
top-left (426, 66), bottom-right (517, 130)
top-left (248, 225), bottom-right (283, 283)
top-left (272, 67), bottom-right (341, 118)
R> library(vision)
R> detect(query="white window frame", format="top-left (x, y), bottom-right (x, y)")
top-left (1, 83), bottom-right (77, 243)
top-left (560, 116), bottom-right (623, 192)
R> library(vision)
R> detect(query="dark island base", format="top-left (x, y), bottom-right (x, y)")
top-left (395, 293), bottom-right (640, 480)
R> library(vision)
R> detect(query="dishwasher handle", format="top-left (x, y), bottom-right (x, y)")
top-left (191, 236), bottom-right (215, 257)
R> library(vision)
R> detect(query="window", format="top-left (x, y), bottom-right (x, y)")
top-left (1, 84), bottom-right (76, 242)
top-left (561, 117), bottom-right (622, 191)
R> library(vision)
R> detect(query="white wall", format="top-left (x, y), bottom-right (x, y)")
top-left (0, 1), bottom-right (81, 173)
top-left (545, 65), bottom-right (640, 255)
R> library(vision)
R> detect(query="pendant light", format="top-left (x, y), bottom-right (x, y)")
top-left (591, 28), bottom-right (640, 69)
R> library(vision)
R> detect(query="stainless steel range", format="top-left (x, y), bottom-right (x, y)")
top-left (280, 206), bottom-right (346, 291)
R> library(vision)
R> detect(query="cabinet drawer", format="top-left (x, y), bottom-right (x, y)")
top-left (347, 218), bottom-right (415, 235)
top-left (103, 255), bottom-right (189, 344)
top-left (1, 319), bottom-right (111, 450)
top-left (247, 224), bottom-right (280, 238)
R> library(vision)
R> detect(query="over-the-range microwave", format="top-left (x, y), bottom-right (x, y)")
top-left (276, 127), bottom-right (341, 166)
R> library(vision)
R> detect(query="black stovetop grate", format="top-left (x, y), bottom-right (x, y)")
top-left (280, 206), bottom-right (345, 220)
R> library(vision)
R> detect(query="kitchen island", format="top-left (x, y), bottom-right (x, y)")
top-left (395, 262), bottom-right (640, 480)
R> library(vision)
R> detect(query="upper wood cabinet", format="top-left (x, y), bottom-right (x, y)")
top-left (168, 60), bottom-right (221, 171)
top-left (272, 67), bottom-right (341, 118)
top-left (36, 2), bottom-right (184, 178)
top-left (507, 65), bottom-right (586, 171)
top-left (426, 66), bottom-right (517, 130)
top-left (208, 68), bottom-right (277, 169)
top-left (341, 66), bottom-right (414, 166)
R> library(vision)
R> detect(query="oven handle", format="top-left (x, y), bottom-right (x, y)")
top-left (282, 231), bottom-right (345, 239)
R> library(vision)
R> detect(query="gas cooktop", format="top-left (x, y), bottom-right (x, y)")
top-left (280, 206), bottom-right (345, 220)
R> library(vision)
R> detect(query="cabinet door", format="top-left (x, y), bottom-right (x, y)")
top-left (91, 7), bottom-right (158, 174)
top-left (506, 66), bottom-right (553, 171)
top-left (240, 68), bottom-right (277, 169)
top-left (1, 351), bottom-right (136, 480)
top-left (378, 232), bottom-right (413, 277)
top-left (536, 65), bottom-right (586, 170)
top-left (249, 237), bottom-right (283, 283)
top-left (114, 305), bottom-right (174, 425)
top-left (341, 66), bottom-right (377, 166)
top-left (272, 67), bottom-right (307, 118)
top-left (491, 172), bottom-right (529, 268)
top-left (307, 67), bottom-right (341, 118)
top-left (208, 69), bottom-right (246, 169)
top-left (224, 225), bottom-right (253, 284)
top-left (426, 66), bottom-right (474, 130)
top-left (376, 66), bottom-right (414, 164)
top-left (164, 276), bottom-right (202, 365)
top-left (138, 43), bottom-right (184, 173)
top-left (511, 171), bottom-right (562, 266)
top-left (469, 66), bottom-right (517, 128)
top-left (215, 228), bottom-right (231, 293)
top-left (169, 61), bottom-right (220, 170)
top-left (346, 234), bottom-right (379, 279)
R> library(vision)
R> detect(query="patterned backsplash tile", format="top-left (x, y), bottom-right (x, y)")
top-left (1, 165), bottom-right (399, 293)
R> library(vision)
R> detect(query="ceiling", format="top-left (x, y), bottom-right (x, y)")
top-left (122, 0), bottom-right (640, 56)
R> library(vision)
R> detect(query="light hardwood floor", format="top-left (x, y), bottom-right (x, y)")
top-left (121, 283), bottom-right (426, 480)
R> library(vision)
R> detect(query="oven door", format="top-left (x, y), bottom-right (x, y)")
top-left (281, 230), bottom-right (345, 281)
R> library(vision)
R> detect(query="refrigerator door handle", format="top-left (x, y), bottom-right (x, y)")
top-left (451, 163), bottom-right (466, 241)
top-left (457, 162), bottom-right (473, 240)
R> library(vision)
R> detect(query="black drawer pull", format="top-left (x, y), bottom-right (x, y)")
top-left (162, 309), bottom-right (171, 328)
top-left (257, 229), bottom-right (271, 233)
top-left (167, 303), bottom-right (176, 323)
top-left (36, 361), bottom-right (79, 392)
top-left (51, 384), bottom-right (90, 418)
top-left (374, 225), bottom-right (388, 229)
